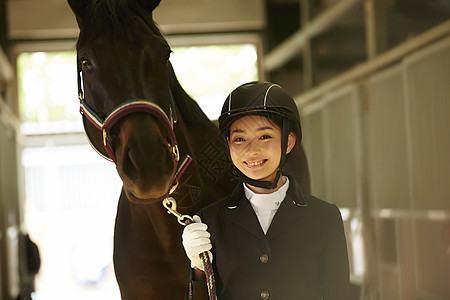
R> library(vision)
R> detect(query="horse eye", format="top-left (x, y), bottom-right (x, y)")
top-left (81, 59), bottom-right (94, 71)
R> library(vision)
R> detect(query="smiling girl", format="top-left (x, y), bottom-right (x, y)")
top-left (183, 81), bottom-right (351, 299)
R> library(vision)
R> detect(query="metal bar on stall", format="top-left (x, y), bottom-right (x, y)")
top-left (295, 20), bottom-right (450, 109)
top-left (264, 0), bottom-right (363, 72)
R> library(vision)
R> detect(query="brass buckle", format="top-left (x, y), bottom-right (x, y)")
top-left (171, 144), bottom-right (180, 162)
top-left (103, 128), bottom-right (108, 147)
top-left (162, 197), bottom-right (193, 226)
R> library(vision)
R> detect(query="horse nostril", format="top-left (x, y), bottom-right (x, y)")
top-left (128, 148), bottom-right (138, 168)
top-left (122, 147), bottom-right (138, 178)
top-left (122, 139), bottom-right (171, 174)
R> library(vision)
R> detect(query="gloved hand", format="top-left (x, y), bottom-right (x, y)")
top-left (182, 215), bottom-right (213, 271)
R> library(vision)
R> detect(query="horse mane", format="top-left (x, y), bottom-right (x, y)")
top-left (168, 62), bottom-right (218, 130)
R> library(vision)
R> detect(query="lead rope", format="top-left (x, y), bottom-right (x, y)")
top-left (162, 153), bottom-right (217, 300)
top-left (162, 197), bottom-right (218, 300)
top-left (184, 217), bottom-right (217, 300)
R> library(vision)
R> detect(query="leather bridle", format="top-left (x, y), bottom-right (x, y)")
top-left (77, 62), bottom-right (191, 191)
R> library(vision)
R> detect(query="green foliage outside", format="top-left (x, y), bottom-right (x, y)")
top-left (17, 51), bottom-right (79, 123)
top-left (170, 44), bottom-right (258, 119)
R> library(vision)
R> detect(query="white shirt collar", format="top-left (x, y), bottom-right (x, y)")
top-left (244, 176), bottom-right (290, 210)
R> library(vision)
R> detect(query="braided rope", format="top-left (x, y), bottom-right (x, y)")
top-left (184, 218), bottom-right (217, 300)
top-left (201, 252), bottom-right (217, 299)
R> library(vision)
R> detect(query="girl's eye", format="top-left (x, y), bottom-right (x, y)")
top-left (233, 137), bottom-right (245, 142)
top-left (261, 135), bottom-right (272, 140)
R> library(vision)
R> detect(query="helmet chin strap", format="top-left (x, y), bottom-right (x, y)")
top-left (232, 118), bottom-right (289, 190)
top-left (233, 167), bottom-right (282, 190)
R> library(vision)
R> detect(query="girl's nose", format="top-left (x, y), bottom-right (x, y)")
top-left (244, 140), bottom-right (260, 155)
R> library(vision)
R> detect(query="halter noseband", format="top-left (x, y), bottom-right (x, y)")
top-left (77, 66), bottom-right (191, 190)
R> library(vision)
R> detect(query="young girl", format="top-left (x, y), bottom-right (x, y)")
top-left (183, 81), bottom-right (350, 299)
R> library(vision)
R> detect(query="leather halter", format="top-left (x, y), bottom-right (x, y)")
top-left (77, 65), bottom-right (192, 190)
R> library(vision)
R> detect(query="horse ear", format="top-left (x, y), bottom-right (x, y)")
top-left (138, 0), bottom-right (161, 13)
top-left (67, 0), bottom-right (91, 29)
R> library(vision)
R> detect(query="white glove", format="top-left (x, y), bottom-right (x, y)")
top-left (182, 215), bottom-right (213, 271)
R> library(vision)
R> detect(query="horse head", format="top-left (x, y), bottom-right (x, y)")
top-left (68, 0), bottom-right (182, 204)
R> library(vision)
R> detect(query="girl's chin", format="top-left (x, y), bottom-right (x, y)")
top-left (240, 170), bottom-right (278, 183)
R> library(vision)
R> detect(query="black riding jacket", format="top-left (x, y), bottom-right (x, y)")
top-left (187, 177), bottom-right (351, 300)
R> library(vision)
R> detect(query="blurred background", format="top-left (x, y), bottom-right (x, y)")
top-left (0, 0), bottom-right (449, 299)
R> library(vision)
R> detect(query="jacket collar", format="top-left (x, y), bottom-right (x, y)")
top-left (227, 176), bottom-right (308, 239)
top-left (227, 176), bottom-right (308, 210)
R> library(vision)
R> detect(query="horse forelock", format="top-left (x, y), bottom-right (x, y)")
top-left (78, 0), bottom-right (161, 44)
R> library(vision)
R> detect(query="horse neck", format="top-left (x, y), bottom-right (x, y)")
top-left (117, 190), bottom-right (183, 251)
top-left (168, 66), bottom-right (235, 212)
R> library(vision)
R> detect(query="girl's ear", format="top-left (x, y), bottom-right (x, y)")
top-left (286, 132), bottom-right (297, 154)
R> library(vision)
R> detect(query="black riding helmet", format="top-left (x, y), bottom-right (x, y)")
top-left (218, 81), bottom-right (302, 189)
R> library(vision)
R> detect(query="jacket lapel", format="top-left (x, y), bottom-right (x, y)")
top-left (228, 185), bottom-right (266, 240)
top-left (266, 178), bottom-right (308, 239)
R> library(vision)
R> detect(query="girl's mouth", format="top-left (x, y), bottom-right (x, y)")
top-left (245, 159), bottom-right (267, 168)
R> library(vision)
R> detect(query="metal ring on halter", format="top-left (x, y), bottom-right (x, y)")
top-left (103, 128), bottom-right (108, 147)
top-left (162, 197), bottom-right (194, 226)
top-left (169, 143), bottom-right (180, 162)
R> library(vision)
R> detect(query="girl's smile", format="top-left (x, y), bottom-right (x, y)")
top-left (245, 159), bottom-right (267, 168)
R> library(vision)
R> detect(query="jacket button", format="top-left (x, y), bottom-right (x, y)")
top-left (259, 254), bottom-right (269, 263)
top-left (260, 290), bottom-right (270, 299)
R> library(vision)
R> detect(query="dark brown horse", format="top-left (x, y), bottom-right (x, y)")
top-left (68, 0), bottom-right (310, 299)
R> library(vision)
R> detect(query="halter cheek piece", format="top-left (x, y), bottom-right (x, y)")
top-left (77, 67), bottom-right (191, 191)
